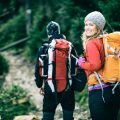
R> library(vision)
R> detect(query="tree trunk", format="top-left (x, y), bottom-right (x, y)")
top-left (26, 0), bottom-right (32, 36)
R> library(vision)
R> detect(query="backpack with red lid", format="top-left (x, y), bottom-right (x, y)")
top-left (38, 38), bottom-right (87, 92)
top-left (39, 38), bottom-right (75, 92)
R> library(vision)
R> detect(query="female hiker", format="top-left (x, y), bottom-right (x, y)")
top-left (77, 11), bottom-right (120, 120)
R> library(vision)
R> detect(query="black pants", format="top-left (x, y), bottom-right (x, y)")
top-left (89, 86), bottom-right (120, 120)
top-left (42, 88), bottom-right (75, 120)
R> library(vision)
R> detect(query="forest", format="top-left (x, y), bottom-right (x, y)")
top-left (0, 0), bottom-right (120, 119)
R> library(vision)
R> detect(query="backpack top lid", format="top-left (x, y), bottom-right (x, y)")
top-left (55, 39), bottom-right (71, 50)
top-left (105, 32), bottom-right (120, 42)
top-left (46, 21), bottom-right (60, 36)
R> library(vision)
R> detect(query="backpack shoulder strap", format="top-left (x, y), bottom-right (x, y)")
top-left (39, 42), bottom-right (49, 57)
top-left (71, 44), bottom-right (78, 58)
top-left (103, 35), bottom-right (108, 57)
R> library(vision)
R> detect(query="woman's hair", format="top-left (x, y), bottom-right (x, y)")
top-left (81, 26), bottom-right (101, 49)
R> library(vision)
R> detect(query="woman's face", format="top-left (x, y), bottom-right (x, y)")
top-left (84, 20), bottom-right (98, 37)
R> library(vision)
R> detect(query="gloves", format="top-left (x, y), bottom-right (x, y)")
top-left (77, 57), bottom-right (85, 68)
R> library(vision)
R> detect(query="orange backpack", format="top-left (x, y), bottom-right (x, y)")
top-left (101, 32), bottom-right (120, 83)
top-left (88, 32), bottom-right (120, 90)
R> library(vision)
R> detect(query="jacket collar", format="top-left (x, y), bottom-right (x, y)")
top-left (49, 34), bottom-right (65, 42)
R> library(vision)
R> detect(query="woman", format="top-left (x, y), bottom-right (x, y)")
top-left (77, 11), bottom-right (120, 120)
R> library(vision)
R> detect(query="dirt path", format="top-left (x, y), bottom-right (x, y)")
top-left (2, 51), bottom-right (91, 120)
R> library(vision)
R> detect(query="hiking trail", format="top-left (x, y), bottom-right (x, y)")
top-left (2, 51), bottom-right (91, 120)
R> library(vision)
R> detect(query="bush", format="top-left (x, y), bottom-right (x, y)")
top-left (0, 54), bottom-right (9, 75)
top-left (0, 85), bottom-right (36, 120)
top-left (0, 8), bottom-right (26, 49)
top-left (75, 87), bottom-right (89, 110)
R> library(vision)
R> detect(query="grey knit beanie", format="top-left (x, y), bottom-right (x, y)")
top-left (85, 11), bottom-right (106, 31)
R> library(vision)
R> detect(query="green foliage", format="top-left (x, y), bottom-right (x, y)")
top-left (0, 85), bottom-right (36, 120)
top-left (98, 0), bottom-right (120, 31)
top-left (0, 54), bottom-right (9, 75)
top-left (0, 0), bottom-right (11, 14)
top-left (0, 0), bottom-right (25, 15)
top-left (75, 87), bottom-right (89, 110)
top-left (25, 8), bottom-right (48, 60)
top-left (118, 110), bottom-right (120, 120)
top-left (0, 0), bottom-right (120, 115)
top-left (1, 0), bottom-right (120, 60)
top-left (0, 8), bottom-right (26, 49)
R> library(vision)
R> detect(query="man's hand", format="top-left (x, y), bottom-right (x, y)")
top-left (39, 87), bottom-right (44, 95)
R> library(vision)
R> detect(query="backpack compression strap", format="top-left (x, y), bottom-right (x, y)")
top-left (67, 41), bottom-right (72, 86)
top-left (47, 40), bottom-right (56, 92)
top-left (38, 43), bottom-right (49, 78)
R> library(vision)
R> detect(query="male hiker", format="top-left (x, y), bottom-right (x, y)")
top-left (34, 21), bottom-right (78, 120)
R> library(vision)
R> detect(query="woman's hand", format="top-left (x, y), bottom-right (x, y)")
top-left (77, 57), bottom-right (85, 68)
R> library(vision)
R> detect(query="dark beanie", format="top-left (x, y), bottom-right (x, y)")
top-left (46, 21), bottom-right (60, 35)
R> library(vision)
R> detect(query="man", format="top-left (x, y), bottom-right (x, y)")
top-left (34, 21), bottom-right (77, 120)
